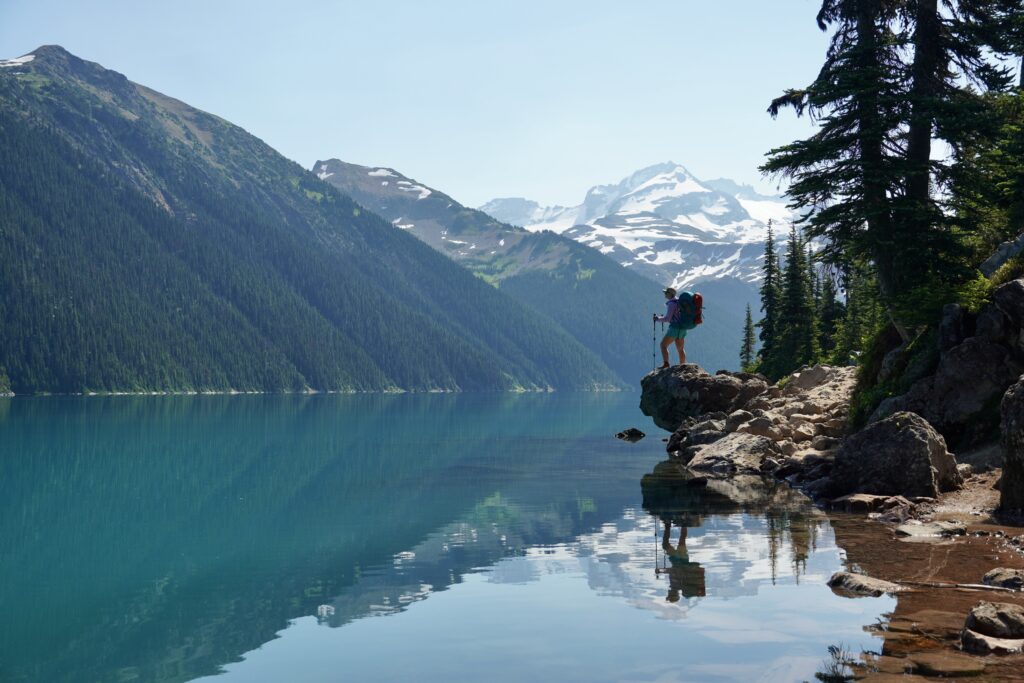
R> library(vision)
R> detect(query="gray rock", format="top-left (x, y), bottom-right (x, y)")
top-left (789, 364), bottom-right (831, 391)
top-left (870, 338), bottom-right (1023, 448)
top-left (736, 415), bottom-right (783, 441)
top-left (961, 628), bottom-right (1024, 655)
top-left (1000, 379), bottom-right (1024, 511)
top-left (994, 278), bottom-right (1024, 330)
top-left (640, 365), bottom-right (768, 432)
top-left (725, 409), bottom-right (753, 433)
top-left (981, 233), bottom-right (1024, 277)
top-left (876, 343), bottom-right (907, 384)
top-left (938, 303), bottom-right (965, 354)
top-left (831, 412), bottom-right (962, 499)
top-left (957, 463), bottom-right (974, 479)
top-left (976, 305), bottom-right (1010, 344)
top-left (686, 432), bottom-right (781, 476)
top-left (957, 441), bottom-right (1004, 474)
top-left (983, 568), bottom-right (1024, 591)
top-left (827, 571), bottom-right (904, 597)
top-left (964, 601), bottom-right (1024, 639)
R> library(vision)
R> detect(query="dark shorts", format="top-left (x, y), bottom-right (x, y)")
top-left (664, 326), bottom-right (688, 340)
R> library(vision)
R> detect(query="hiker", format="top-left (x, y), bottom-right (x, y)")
top-left (654, 287), bottom-right (687, 368)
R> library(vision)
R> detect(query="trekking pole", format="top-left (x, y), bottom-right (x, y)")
top-left (652, 316), bottom-right (656, 370)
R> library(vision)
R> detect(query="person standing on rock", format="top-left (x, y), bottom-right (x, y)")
top-left (654, 287), bottom-right (688, 368)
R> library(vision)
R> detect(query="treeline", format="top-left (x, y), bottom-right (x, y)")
top-left (740, 221), bottom-right (883, 380)
top-left (740, 0), bottom-right (1023, 385)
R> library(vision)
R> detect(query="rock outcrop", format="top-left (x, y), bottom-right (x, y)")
top-left (639, 365), bottom-right (768, 431)
top-left (1000, 378), bottom-right (1024, 512)
top-left (830, 412), bottom-right (961, 499)
top-left (871, 337), bottom-right (1022, 447)
top-left (648, 364), bottom-right (855, 491)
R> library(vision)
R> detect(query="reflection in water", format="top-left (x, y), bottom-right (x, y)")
top-left (0, 394), bottom-right (892, 683)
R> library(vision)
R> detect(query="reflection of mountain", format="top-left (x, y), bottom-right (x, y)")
top-left (0, 394), bottom-right (649, 683)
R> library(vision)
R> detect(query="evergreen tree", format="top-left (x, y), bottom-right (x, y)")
top-left (818, 272), bottom-right (846, 354)
top-left (757, 221), bottom-right (782, 364)
top-left (762, 0), bottom-right (906, 327)
top-left (740, 304), bottom-right (757, 370)
top-left (774, 226), bottom-right (820, 376)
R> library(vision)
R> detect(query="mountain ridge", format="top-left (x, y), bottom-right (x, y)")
top-left (0, 45), bottom-right (621, 393)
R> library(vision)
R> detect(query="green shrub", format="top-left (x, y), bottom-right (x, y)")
top-left (990, 253), bottom-right (1024, 288)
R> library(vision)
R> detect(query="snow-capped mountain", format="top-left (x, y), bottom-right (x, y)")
top-left (480, 162), bottom-right (793, 290)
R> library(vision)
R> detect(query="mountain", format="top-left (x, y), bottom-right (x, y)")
top-left (0, 46), bottom-right (621, 393)
top-left (315, 159), bottom-right (745, 375)
top-left (481, 163), bottom-right (796, 368)
top-left (480, 162), bottom-right (792, 290)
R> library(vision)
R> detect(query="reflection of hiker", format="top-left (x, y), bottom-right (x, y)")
top-left (660, 519), bottom-right (706, 602)
top-left (653, 287), bottom-right (690, 368)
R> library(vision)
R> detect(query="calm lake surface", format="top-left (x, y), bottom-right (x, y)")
top-left (0, 393), bottom-right (892, 683)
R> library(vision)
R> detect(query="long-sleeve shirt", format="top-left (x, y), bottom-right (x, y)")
top-left (656, 299), bottom-right (679, 324)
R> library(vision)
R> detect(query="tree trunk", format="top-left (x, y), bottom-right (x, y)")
top-left (906, 0), bottom-right (941, 221)
top-left (854, 0), bottom-right (910, 341)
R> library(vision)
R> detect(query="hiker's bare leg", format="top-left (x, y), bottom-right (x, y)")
top-left (675, 338), bottom-right (686, 365)
top-left (659, 336), bottom-right (672, 367)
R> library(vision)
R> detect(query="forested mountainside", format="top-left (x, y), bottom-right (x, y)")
top-left (315, 159), bottom-right (743, 375)
top-left (0, 46), bottom-right (620, 393)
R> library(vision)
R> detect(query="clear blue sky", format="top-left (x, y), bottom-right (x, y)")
top-left (0, 0), bottom-right (828, 207)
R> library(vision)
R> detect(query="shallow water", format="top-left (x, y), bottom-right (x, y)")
top-left (0, 393), bottom-right (892, 682)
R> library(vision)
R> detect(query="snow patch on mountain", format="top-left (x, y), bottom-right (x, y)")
top-left (0, 55), bottom-right (35, 68)
top-left (480, 162), bottom-right (793, 290)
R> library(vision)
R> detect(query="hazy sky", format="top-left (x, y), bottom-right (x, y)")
top-left (0, 0), bottom-right (829, 206)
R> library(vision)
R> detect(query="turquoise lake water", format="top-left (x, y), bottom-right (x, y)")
top-left (0, 393), bottom-right (893, 682)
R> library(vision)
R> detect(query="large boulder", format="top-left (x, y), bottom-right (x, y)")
top-left (640, 365), bottom-right (768, 431)
top-left (993, 278), bottom-right (1024, 355)
top-left (685, 432), bottom-right (781, 476)
top-left (1000, 378), bottom-right (1024, 511)
top-left (830, 412), bottom-right (961, 498)
top-left (871, 337), bottom-right (1023, 448)
top-left (964, 601), bottom-right (1024, 640)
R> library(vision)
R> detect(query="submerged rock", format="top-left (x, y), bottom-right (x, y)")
top-left (830, 412), bottom-right (961, 499)
top-left (1000, 378), bottom-right (1024, 512)
top-left (827, 571), bottom-right (904, 597)
top-left (640, 365), bottom-right (767, 431)
top-left (908, 651), bottom-right (985, 677)
top-left (894, 520), bottom-right (966, 538)
top-left (614, 427), bottom-right (645, 442)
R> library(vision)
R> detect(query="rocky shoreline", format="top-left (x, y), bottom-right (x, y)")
top-left (639, 361), bottom-right (1024, 678)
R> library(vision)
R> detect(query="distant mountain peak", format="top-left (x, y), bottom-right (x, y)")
top-left (480, 162), bottom-right (794, 290)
